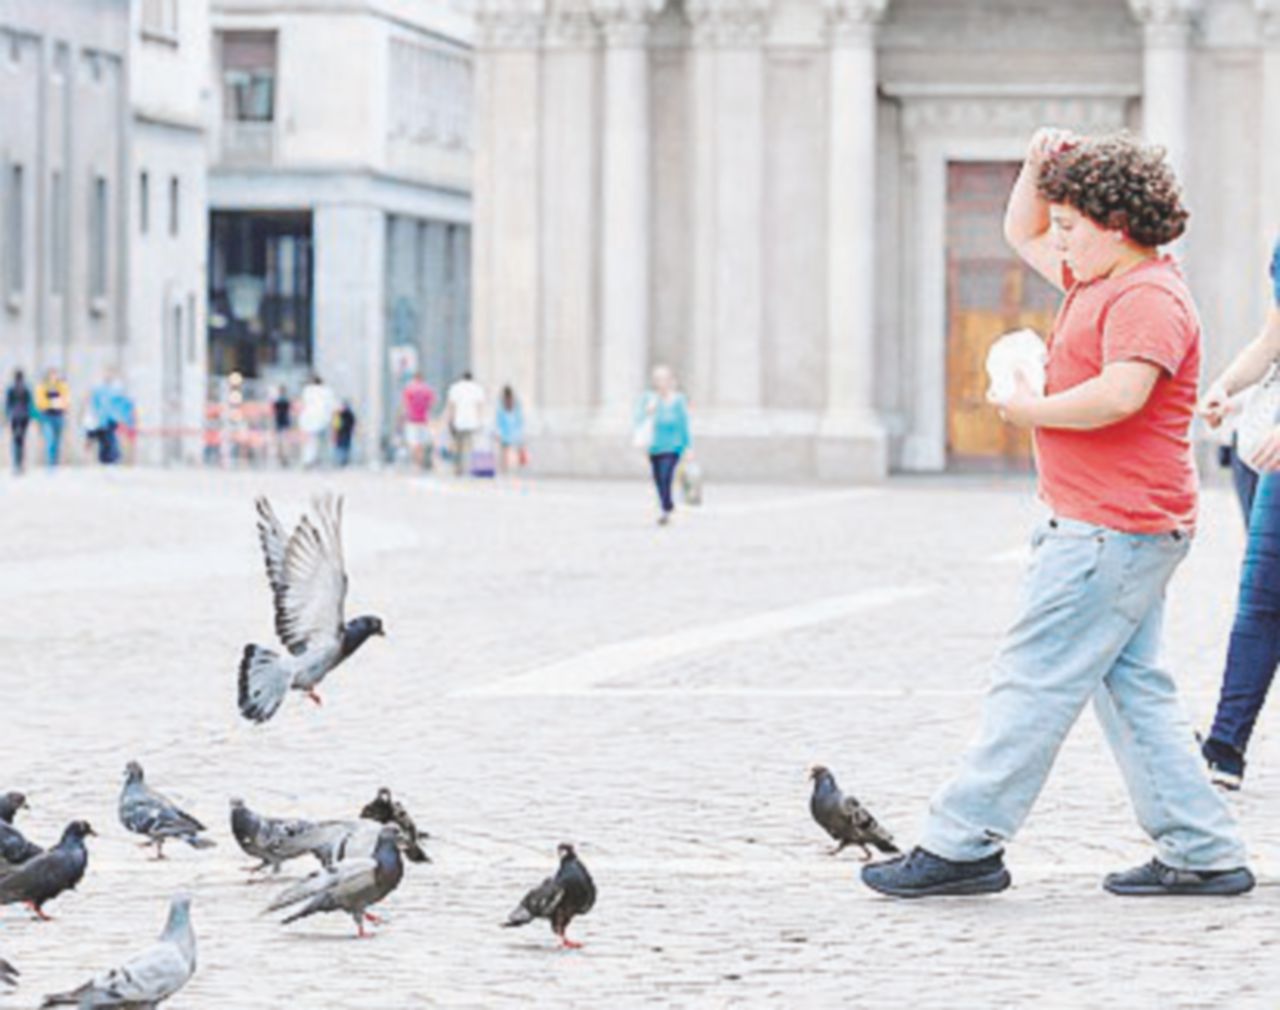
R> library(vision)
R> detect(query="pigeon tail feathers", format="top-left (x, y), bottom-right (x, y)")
top-left (238, 645), bottom-right (292, 723)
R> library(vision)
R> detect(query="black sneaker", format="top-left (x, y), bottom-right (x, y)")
top-left (1201, 736), bottom-right (1245, 791)
top-left (860, 846), bottom-right (1011, 898)
top-left (1104, 858), bottom-right (1255, 896)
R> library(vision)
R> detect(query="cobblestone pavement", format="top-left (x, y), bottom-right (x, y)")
top-left (0, 466), bottom-right (1277, 1009)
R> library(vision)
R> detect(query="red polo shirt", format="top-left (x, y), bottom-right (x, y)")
top-left (1034, 256), bottom-right (1201, 534)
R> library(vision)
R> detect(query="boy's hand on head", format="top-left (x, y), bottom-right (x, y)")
top-left (1028, 128), bottom-right (1078, 167)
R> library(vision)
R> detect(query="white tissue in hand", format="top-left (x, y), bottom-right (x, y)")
top-left (986, 328), bottom-right (1047, 402)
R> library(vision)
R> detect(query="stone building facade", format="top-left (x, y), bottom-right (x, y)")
top-left (472, 0), bottom-right (1280, 480)
top-left (208, 0), bottom-right (473, 462)
top-left (0, 0), bottom-right (209, 464)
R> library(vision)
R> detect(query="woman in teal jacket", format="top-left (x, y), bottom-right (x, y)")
top-left (635, 365), bottom-right (691, 524)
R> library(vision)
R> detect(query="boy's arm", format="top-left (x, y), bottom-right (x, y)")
top-left (1004, 128), bottom-right (1076, 292)
top-left (998, 361), bottom-right (1161, 431)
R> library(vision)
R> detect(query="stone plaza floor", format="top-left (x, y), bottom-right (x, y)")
top-left (0, 465), bottom-right (1276, 1008)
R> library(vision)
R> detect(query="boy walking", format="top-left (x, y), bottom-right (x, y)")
top-left (863, 129), bottom-right (1253, 898)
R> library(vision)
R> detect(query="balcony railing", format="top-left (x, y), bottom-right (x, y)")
top-left (219, 120), bottom-right (275, 168)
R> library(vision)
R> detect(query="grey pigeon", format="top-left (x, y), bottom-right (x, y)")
top-left (808, 764), bottom-right (900, 859)
top-left (359, 788), bottom-right (430, 863)
top-left (119, 762), bottom-right (215, 859)
top-left (0, 820), bottom-right (95, 920)
top-left (0, 791), bottom-right (42, 877)
top-left (42, 893), bottom-right (196, 1009)
top-left (0, 955), bottom-right (17, 987)
top-left (229, 798), bottom-right (341, 875)
top-left (265, 824), bottom-right (404, 937)
top-left (0, 791), bottom-right (26, 825)
top-left (238, 495), bottom-right (386, 723)
top-left (503, 843), bottom-right (596, 949)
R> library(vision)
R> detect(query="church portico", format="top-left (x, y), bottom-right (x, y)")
top-left (474, 0), bottom-right (1278, 480)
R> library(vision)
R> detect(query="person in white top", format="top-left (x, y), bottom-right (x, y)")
top-left (298, 374), bottom-right (336, 468)
top-left (444, 372), bottom-right (486, 476)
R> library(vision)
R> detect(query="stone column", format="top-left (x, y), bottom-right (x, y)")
top-left (1128, 0), bottom-right (1198, 182)
top-left (473, 2), bottom-right (544, 409)
top-left (593, 0), bottom-right (661, 428)
top-left (1259, 1), bottom-right (1280, 267)
top-left (313, 204), bottom-right (386, 462)
top-left (687, 0), bottom-right (769, 411)
top-left (539, 4), bottom-right (600, 429)
top-left (818, 0), bottom-right (887, 480)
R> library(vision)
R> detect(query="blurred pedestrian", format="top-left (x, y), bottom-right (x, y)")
top-left (4, 369), bottom-right (32, 474)
top-left (400, 371), bottom-right (436, 470)
top-left (444, 371), bottom-right (486, 477)
top-left (1195, 235), bottom-right (1280, 790)
top-left (495, 385), bottom-right (527, 476)
top-left (634, 365), bottom-right (690, 526)
top-left (298, 374), bottom-right (335, 469)
top-left (34, 367), bottom-right (69, 469)
top-left (334, 400), bottom-right (356, 467)
top-left (87, 369), bottom-right (129, 465)
top-left (272, 385), bottom-right (293, 467)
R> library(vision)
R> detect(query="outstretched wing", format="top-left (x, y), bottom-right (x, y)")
top-left (256, 495), bottom-right (348, 656)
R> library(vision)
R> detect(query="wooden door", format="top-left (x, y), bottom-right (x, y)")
top-left (945, 161), bottom-right (1060, 469)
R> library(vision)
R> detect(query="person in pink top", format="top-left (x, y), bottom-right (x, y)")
top-left (400, 372), bottom-right (436, 470)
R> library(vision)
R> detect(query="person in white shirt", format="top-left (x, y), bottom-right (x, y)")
top-left (298, 374), bottom-right (336, 468)
top-left (444, 372), bottom-right (486, 476)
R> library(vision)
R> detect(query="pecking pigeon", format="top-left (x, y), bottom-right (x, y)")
top-left (0, 956), bottom-right (17, 987)
top-left (119, 762), bottom-right (216, 859)
top-left (0, 821), bottom-right (95, 920)
top-left (0, 792), bottom-right (42, 877)
top-left (359, 788), bottom-right (430, 863)
top-left (42, 894), bottom-right (195, 1009)
top-left (238, 495), bottom-right (386, 723)
top-left (265, 825), bottom-right (404, 938)
top-left (808, 764), bottom-right (900, 859)
top-left (503, 843), bottom-right (596, 949)
top-left (229, 798), bottom-right (345, 875)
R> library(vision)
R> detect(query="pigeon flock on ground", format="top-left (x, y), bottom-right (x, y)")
top-left (1, 493), bottom-right (898, 1004)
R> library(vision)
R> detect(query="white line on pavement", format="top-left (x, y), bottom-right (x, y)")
top-left (456, 584), bottom-right (939, 698)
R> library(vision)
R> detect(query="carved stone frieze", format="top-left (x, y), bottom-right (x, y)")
top-left (685, 0), bottom-right (770, 48)
top-left (475, 0), bottom-right (546, 49)
top-left (900, 96), bottom-right (1129, 147)
top-left (824, 0), bottom-right (889, 46)
top-left (1127, 0), bottom-right (1201, 48)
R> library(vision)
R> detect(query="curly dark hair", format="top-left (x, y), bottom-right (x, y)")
top-left (1037, 133), bottom-right (1188, 248)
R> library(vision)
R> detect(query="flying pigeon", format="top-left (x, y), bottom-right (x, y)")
top-left (503, 843), bottom-right (596, 949)
top-left (42, 894), bottom-right (196, 1009)
top-left (119, 762), bottom-right (216, 859)
top-left (808, 764), bottom-right (900, 859)
top-left (238, 495), bottom-right (386, 723)
top-left (229, 799), bottom-right (345, 875)
top-left (360, 788), bottom-right (430, 863)
top-left (0, 820), bottom-right (95, 920)
top-left (0, 956), bottom-right (17, 987)
top-left (265, 825), bottom-right (404, 938)
top-left (0, 792), bottom-right (42, 877)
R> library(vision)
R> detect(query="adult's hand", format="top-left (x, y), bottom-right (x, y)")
top-left (1248, 425), bottom-right (1280, 472)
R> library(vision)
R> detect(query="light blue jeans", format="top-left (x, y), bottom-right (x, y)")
top-left (922, 516), bottom-right (1247, 871)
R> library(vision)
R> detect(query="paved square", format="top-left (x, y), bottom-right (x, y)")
top-left (0, 468), bottom-right (1275, 1008)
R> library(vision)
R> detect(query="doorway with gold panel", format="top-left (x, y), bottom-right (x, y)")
top-left (945, 161), bottom-right (1060, 471)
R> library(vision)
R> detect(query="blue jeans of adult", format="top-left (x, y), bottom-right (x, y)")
top-left (41, 411), bottom-right (64, 467)
top-left (922, 516), bottom-right (1246, 871)
top-left (1208, 472), bottom-right (1280, 753)
top-left (10, 418), bottom-right (28, 472)
top-left (1229, 433), bottom-right (1259, 526)
top-left (649, 451), bottom-right (680, 514)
